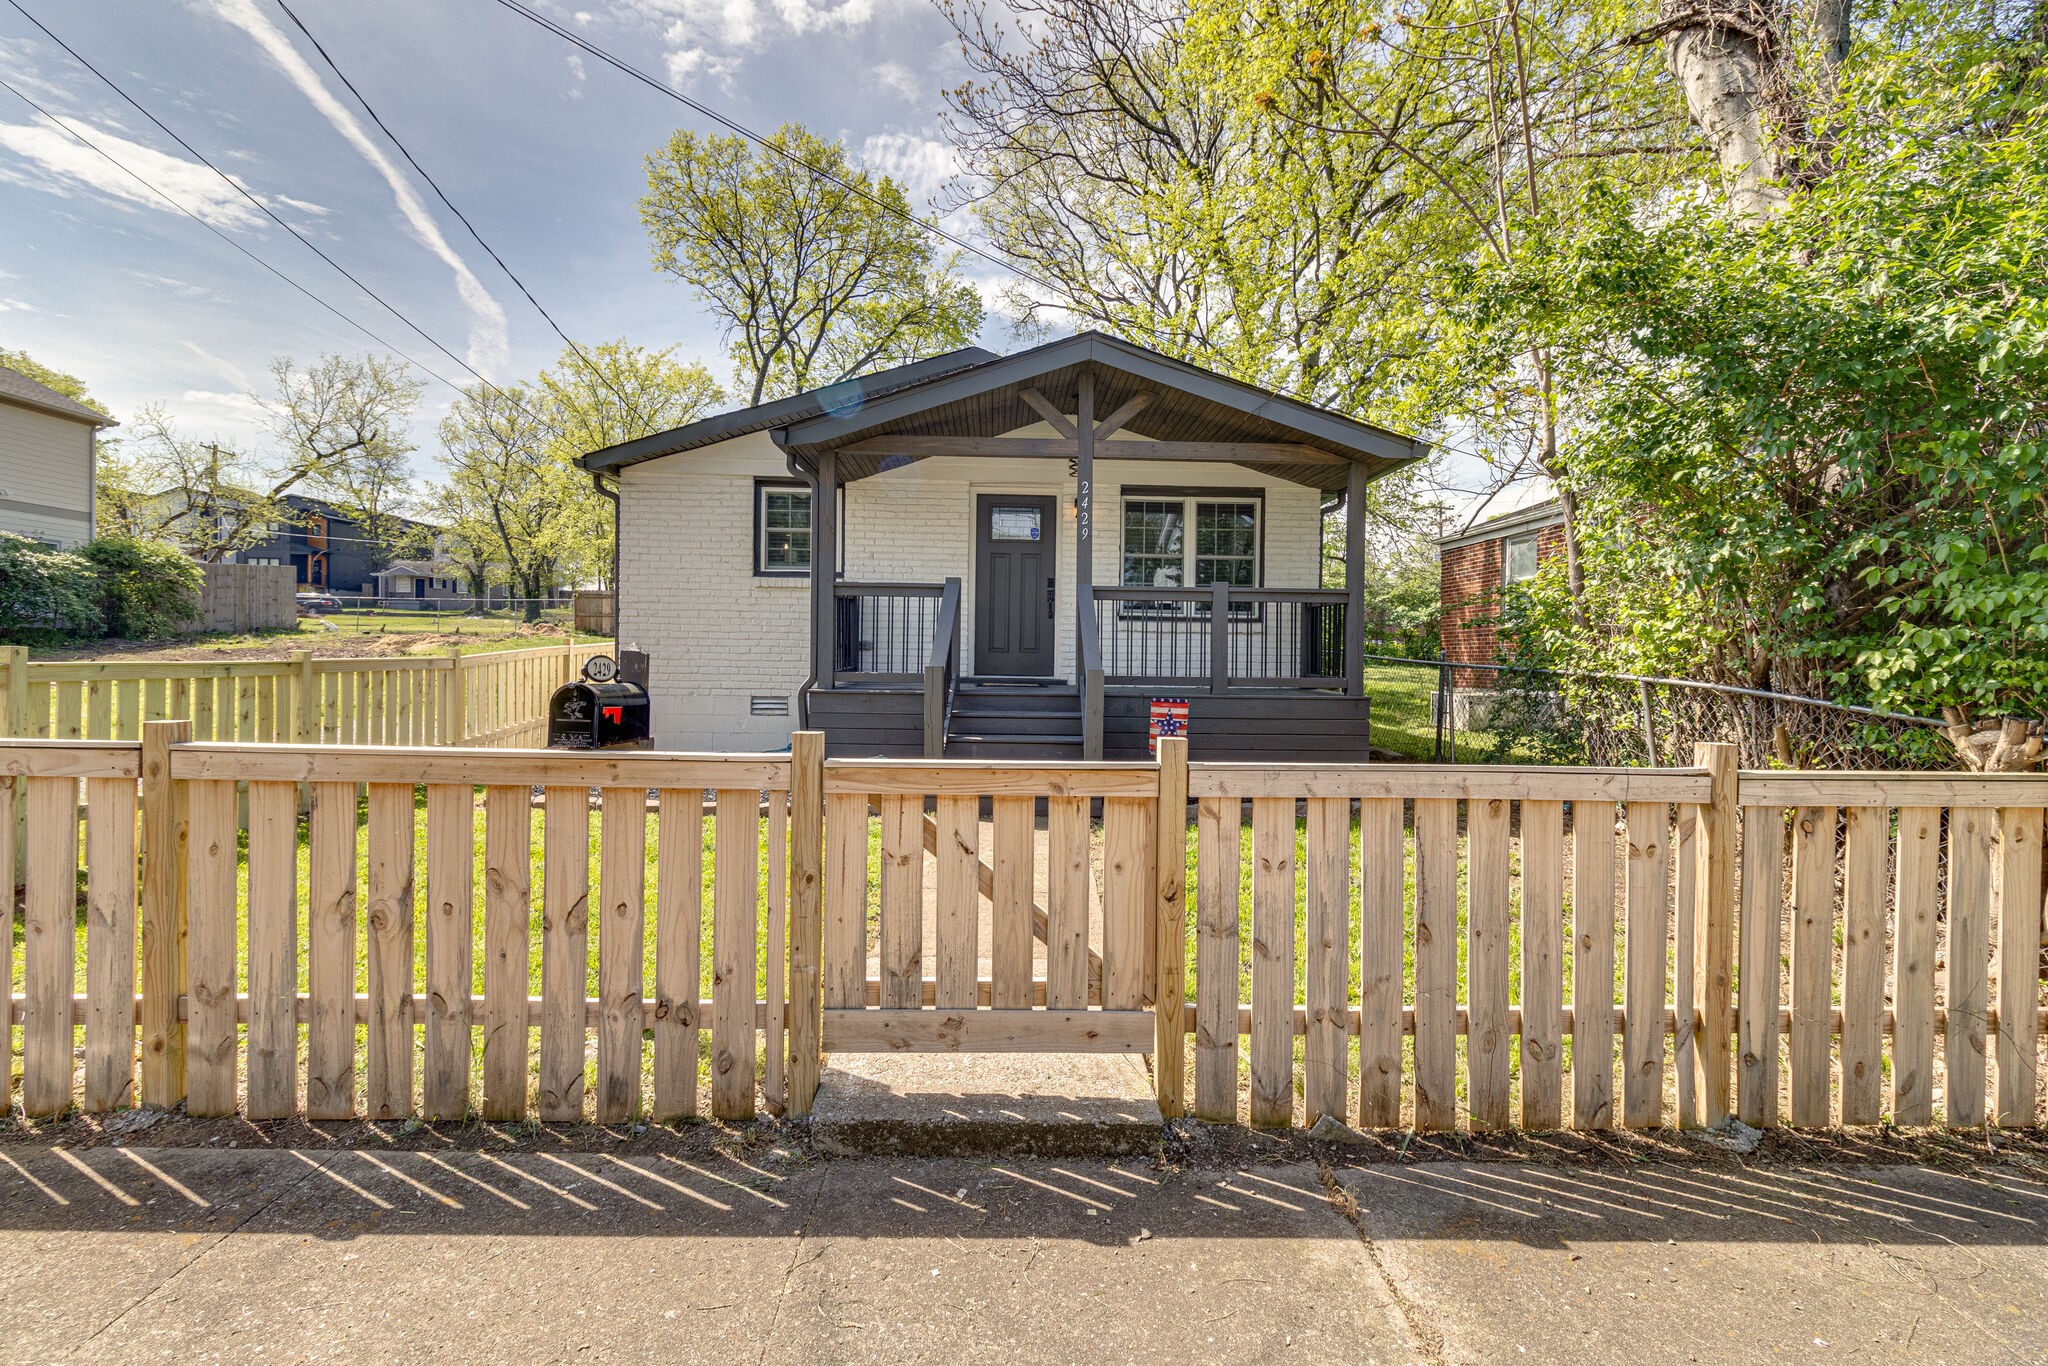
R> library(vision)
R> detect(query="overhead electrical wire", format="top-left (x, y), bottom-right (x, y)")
top-left (483, 0), bottom-right (1516, 480)
top-left (483, 0), bottom-right (1069, 298)
top-left (0, 73), bottom-right (471, 397)
top-left (270, 0), bottom-right (655, 432)
top-left (4, 0), bottom-right (540, 419)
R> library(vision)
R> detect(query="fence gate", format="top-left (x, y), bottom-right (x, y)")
top-left (816, 758), bottom-right (1180, 1068)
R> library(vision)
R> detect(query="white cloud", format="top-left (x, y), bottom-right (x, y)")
top-left (663, 44), bottom-right (741, 91)
top-left (0, 296), bottom-right (33, 313)
top-left (566, 51), bottom-right (587, 99)
top-left (0, 116), bottom-right (267, 229)
top-left (615, 0), bottom-right (907, 87)
top-left (203, 0), bottom-right (511, 378)
top-left (859, 131), bottom-right (957, 212)
top-left (274, 194), bottom-right (329, 217)
top-left (177, 388), bottom-right (269, 424)
top-left (874, 61), bottom-right (921, 105)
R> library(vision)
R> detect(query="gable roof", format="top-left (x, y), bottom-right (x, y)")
top-left (580, 346), bottom-right (998, 473)
top-left (581, 332), bottom-right (1428, 492)
top-left (0, 365), bottom-right (115, 426)
top-left (1435, 495), bottom-right (1565, 551)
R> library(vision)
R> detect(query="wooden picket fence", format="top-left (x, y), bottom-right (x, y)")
top-left (3, 729), bottom-right (2045, 1131)
top-left (0, 641), bottom-right (608, 749)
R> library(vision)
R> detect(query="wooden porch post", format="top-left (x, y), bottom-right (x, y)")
top-left (1075, 372), bottom-right (1095, 596)
top-left (811, 448), bottom-right (838, 693)
top-left (1344, 460), bottom-right (1367, 698)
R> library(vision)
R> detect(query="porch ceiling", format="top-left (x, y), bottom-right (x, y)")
top-left (776, 336), bottom-right (1426, 493)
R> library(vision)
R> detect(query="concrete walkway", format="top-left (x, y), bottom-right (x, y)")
top-left (2, 1144), bottom-right (2045, 1363)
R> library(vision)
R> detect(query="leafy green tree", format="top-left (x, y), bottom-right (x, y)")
top-left (0, 532), bottom-right (99, 642)
top-left (1474, 27), bottom-right (2048, 768)
top-left (0, 347), bottom-right (110, 416)
top-left (81, 536), bottom-right (201, 638)
top-left (640, 123), bottom-right (984, 405)
top-left (435, 341), bottom-right (723, 613)
top-left (114, 354), bottom-right (422, 562)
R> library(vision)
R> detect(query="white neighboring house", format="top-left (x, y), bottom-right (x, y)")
top-left (0, 364), bottom-right (114, 549)
top-left (582, 331), bottom-right (1427, 760)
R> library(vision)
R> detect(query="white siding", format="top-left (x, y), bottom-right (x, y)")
top-left (0, 401), bottom-right (95, 547)
top-left (615, 425), bottom-right (1327, 752)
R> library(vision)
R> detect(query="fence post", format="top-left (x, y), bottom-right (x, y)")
top-left (443, 646), bottom-right (466, 744)
top-left (1690, 741), bottom-right (1738, 1127)
top-left (139, 718), bottom-right (192, 1109)
top-left (786, 730), bottom-right (825, 1117)
top-left (1153, 735), bottom-right (1189, 1116)
top-left (289, 650), bottom-right (315, 742)
top-left (1, 644), bottom-right (26, 737)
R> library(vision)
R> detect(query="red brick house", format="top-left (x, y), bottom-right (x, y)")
top-left (1437, 496), bottom-right (1565, 685)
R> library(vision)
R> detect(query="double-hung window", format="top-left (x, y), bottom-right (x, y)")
top-left (1119, 493), bottom-right (1261, 613)
top-left (755, 480), bottom-right (812, 576)
top-left (1503, 531), bottom-right (1540, 584)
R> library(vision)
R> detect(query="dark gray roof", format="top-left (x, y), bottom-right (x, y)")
top-left (1435, 495), bottom-right (1565, 550)
top-left (581, 332), bottom-right (1429, 492)
top-left (0, 365), bottom-right (115, 426)
top-left (581, 346), bottom-right (998, 473)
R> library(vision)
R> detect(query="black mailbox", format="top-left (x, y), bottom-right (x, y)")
top-left (548, 655), bottom-right (651, 749)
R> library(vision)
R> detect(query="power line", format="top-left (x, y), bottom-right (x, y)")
top-left (484, 0), bottom-right (1514, 480)
top-left (483, 0), bottom-right (1065, 297)
top-left (269, 0), bottom-right (655, 433)
top-left (0, 73), bottom-right (470, 396)
top-left (4, 0), bottom-right (532, 415)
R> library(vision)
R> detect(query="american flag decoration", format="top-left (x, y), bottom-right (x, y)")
top-left (1148, 698), bottom-right (1189, 756)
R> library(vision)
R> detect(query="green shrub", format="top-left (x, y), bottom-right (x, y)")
top-left (0, 532), bottom-right (100, 643)
top-left (83, 535), bottom-right (201, 638)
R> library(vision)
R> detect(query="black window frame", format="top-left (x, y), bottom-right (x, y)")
top-left (1115, 487), bottom-right (1266, 618)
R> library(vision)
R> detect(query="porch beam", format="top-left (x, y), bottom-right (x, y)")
top-left (1093, 391), bottom-right (1152, 440)
top-left (839, 435), bottom-right (1349, 464)
top-left (1018, 387), bottom-right (1078, 440)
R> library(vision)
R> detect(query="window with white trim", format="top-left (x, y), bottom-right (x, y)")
top-left (1503, 532), bottom-right (1540, 584)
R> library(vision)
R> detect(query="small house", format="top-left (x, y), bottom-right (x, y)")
top-left (1436, 494), bottom-right (1566, 686)
top-left (582, 332), bottom-right (1427, 758)
top-left (0, 363), bottom-right (114, 549)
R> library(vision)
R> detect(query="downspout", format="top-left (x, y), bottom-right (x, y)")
top-left (589, 470), bottom-right (619, 647)
top-left (778, 439), bottom-right (819, 730)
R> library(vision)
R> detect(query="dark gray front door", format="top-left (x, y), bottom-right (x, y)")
top-left (974, 494), bottom-right (1057, 676)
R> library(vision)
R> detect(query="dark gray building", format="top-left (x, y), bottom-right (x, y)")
top-left (233, 494), bottom-right (433, 595)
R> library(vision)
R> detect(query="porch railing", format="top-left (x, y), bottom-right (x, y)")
top-left (1089, 585), bottom-right (1348, 692)
top-left (832, 582), bottom-right (944, 683)
top-left (923, 578), bottom-right (962, 758)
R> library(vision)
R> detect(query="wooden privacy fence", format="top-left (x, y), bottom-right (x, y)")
top-left (4, 731), bottom-right (2046, 1131)
top-left (0, 641), bottom-right (608, 749)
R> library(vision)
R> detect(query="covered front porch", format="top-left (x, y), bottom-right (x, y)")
top-left (782, 334), bottom-right (1424, 760)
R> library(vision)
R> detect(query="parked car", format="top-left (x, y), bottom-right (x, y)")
top-left (296, 593), bottom-right (342, 614)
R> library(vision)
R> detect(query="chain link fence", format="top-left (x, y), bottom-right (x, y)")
top-left (1364, 655), bottom-right (1954, 769)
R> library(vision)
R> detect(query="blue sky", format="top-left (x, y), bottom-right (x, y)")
top-left (0, 0), bottom-right (993, 462)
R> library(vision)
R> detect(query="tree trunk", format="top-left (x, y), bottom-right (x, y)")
top-left (1942, 711), bottom-right (2046, 773)
top-left (1658, 2), bottom-right (1792, 222)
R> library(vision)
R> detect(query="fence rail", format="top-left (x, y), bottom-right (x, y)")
top-left (0, 641), bottom-right (608, 749)
top-left (4, 732), bottom-right (2044, 1132)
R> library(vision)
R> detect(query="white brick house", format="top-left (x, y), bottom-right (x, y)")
top-left (584, 332), bottom-right (1425, 759)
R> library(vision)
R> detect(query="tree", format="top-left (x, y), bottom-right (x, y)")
top-left (114, 353), bottom-right (422, 561)
top-left (940, 0), bottom-right (1697, 558)
top-left (1476, 23), bottom-right (2048, 767)
top-left (640, 123), bottom-right (984, 405)
top-left (0, 347), bottom-right (111, 416)
top-left (435, 341), bottom-right (723, 615)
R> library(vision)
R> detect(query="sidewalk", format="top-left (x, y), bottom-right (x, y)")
top-left (3, 1141), bottom-right (2044, 1363)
